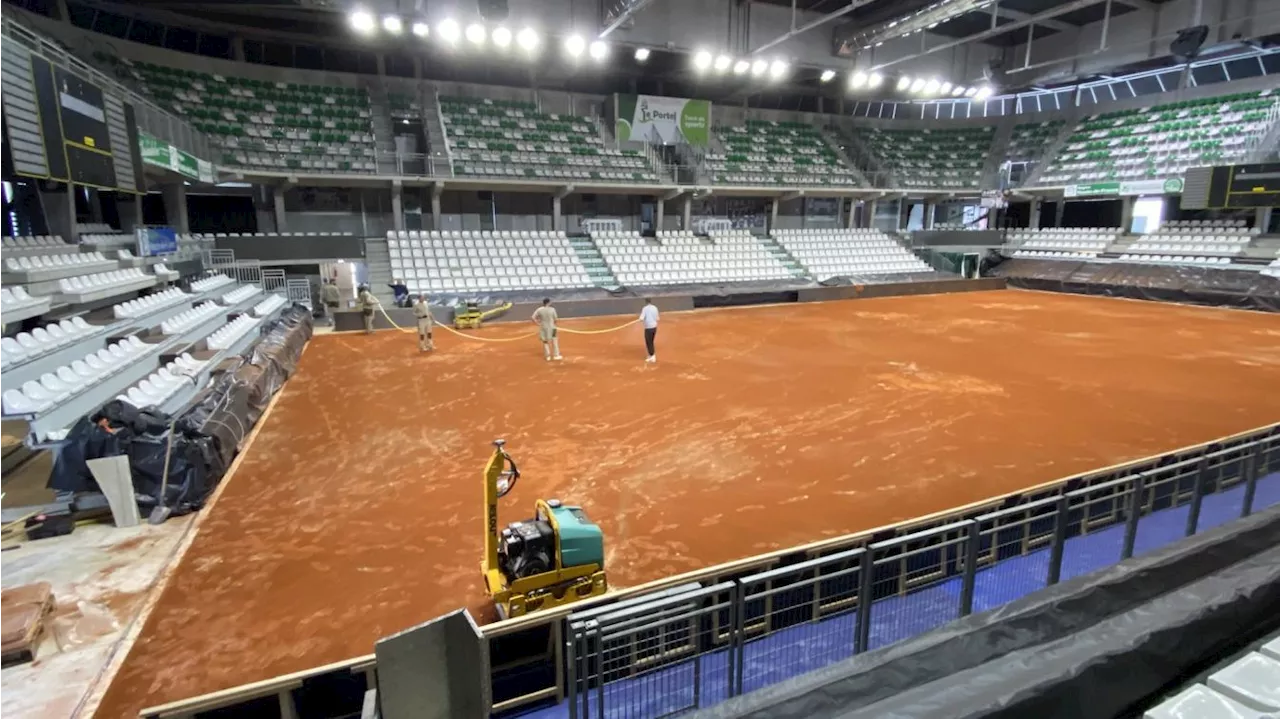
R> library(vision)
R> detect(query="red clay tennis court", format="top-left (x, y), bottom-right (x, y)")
top-left (94, 289), bottom-right (1280, 718)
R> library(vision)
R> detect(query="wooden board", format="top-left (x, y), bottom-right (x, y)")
top-left (1, 581), bottom-right (56, 666)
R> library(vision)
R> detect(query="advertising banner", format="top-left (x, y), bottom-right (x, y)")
top-left (136, 226), bottom-right (178, 256)
top-left (615, 94), bottom-right (711, 146)
top-left (1064, 178), bottom-right (1184, 197)
top-left (138, 132), bottom-right (215, 184)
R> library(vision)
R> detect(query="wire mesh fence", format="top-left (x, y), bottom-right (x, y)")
top-left (516, 429), bottom-right (1280, 719)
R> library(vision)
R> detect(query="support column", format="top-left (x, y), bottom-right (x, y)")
top-left (431, 189), bottom-right (442, 231)
top-left (923, 201), bottom-right (936, 230)
top-left (1119, 196), bottom-right (1135, 233)
top-left (231, 35), bottom-right (246, 62)
top-left (865, 200), bottom-right (878, 229)
top-left (770, 199), bottom-right (779, 232)
top-left (1053, 200), bottom-right (1066, 228)
top-left (1255, 207), bottom-right (1273, 234)
top-left (846, 199), bottom-right (857, 229)
top-left (391, 182), bottom-right (405, 232)
top-left (655, 200), bottom-right (665, 232)
top-left (1029, 199), bottom-right (1043, 229)
top-left (273, 187), bottom-right (287, 233)
top-left (54, 0), bottom-right (70, 22)
top-left (117, 194), bottom-right (143, 233)
top-left (552, 195), bottom-right (562, 232)
top-left (161, 182), bottom-right (189, 233)
top-left (64, 181), bottom-right (78, 240)
top-left (88, 189), bottom-right (105, 223)
top-left (681, 195), bottom-right (692, 231)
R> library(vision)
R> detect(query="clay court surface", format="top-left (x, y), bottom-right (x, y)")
top-left (95, 289), bottom-right (1280, 717)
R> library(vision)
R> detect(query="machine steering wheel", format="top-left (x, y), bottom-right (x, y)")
top-left (493, 439), bottom-right (520, 497)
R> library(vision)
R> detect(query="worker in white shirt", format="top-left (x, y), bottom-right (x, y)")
top-left (640, 298), bottom-right (659, 363)
top-left (531, 298), bottom-right (562, 361)
top-left (413, 294), bottom-right (434, 352)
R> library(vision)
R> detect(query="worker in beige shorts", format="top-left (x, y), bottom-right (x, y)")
top-left (356, 285), bottom-right (379, 334)
top-left (531, 298), bottom-right (562, 361)
top-left (413, 294), bottom-right (434, 352)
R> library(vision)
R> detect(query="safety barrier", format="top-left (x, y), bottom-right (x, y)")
top-left (138, 422), bottom-right (1280, 718)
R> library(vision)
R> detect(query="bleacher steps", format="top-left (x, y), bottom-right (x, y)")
top-left (367, 86), bottom-right (399, 175)
top-left (569, 237), bottom-right (619, 287)
top-left (982, 119), bottom-right (1017, 189)
top-left (1022, 121), bottom-right (1080, 188)
top-left (819, 127), bottom-right (872, 187)
top-left (757, 235), bottom-right (809, 278)
top-left (363, 238), bottom-right (396, 304)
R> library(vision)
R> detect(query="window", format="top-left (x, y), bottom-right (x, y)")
top-left (163, 26), bottom-right (200, 54)
top-left (92, 10), bottom-right (131, 38)
top-left (127, 19), bottom-right (165, 46)
top-left (66, 2), bottom-right (95, 29)
top-left (197, 33), bottom-right (232, 59)
top-left (296, 45), bottom-right (324, 71)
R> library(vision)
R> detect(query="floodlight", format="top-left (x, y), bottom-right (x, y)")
top-left (939, 81), bottom-right (952, 95)
top-left (412, 21), bottom-right (429, 38)
top-left (896, 76), bottom-right (911, 91)
top-left (924, 78), bottom-right (940, 94)
top-left (466, 23), bottom-right (486, 44)
top-left (565, 34), bottom-right (586, 57)
top-left (910, 77), bottom-right (927, 93)
top-left (589, 40), bottom-right (609, 60)
top-left (714, 55), bottom-right (732, 72)
top-left (820, 69), bottom-right (836, 83)
top-left (382, 15), bottom-right (403, 34)
top-left (693, 50), bottom-right (713, 71)
top-left (349, 10), bottom-right (375, 34)
top-left (634, 47), bottom-right (651, 62)
top-left (974, 86), bottom-right (993, 100)
top-left (751, 59), bottom-right (768, 76)
top-left (951, 85), bottom-right (965, 97)
top-left (849, 71), bottom-right (868, 88)
top-left (492, 27), bottom-right (511, 47)
top-left (733, 59), bottom-right (749, 75)
top-left (868, 72), bottom-right (884, 88)
top-left (517, 28), bottom-right (539, 51)
top-left (963, 86), bottom-right (978, 97)
top-left (438, 19), bottom-right (461, 43)
top-left (769, 59), bottom-right (787, 79)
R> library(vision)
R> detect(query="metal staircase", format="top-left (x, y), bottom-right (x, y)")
top-left (756, 235), bottom-right (810, 279)
top-left (568, 236), bottom-right (618, 287)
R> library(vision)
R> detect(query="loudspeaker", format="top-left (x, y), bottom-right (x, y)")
top-left (983, 57), bottom-right (1007, 85)
top-left (477, 0), bottom-right (508, 22)
top-left (1171, 25), bottom-right (1209, 61)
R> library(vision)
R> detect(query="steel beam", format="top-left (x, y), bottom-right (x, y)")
top-left (869, 0), bottom-right (1100, 71)
top-left (752, 0), bottom-right (878, 55)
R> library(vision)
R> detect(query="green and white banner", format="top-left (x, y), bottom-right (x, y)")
top-left (1064, 177), bottom-right (1184, 198)
top-left (139, 132), bottom-right (216, 183)
top-left (615, 94), bottom-right (711, 146)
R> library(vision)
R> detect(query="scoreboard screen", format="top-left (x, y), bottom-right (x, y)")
top-left (1206, 162), bottom-right (1280, 209)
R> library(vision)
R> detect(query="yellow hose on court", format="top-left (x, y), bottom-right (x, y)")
top-left (375, 304), bottom-right (640, 341)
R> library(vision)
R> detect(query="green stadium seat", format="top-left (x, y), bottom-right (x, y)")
top-left (1039, 90), bottom-right (1279, 185)
top-left (705, 121), bottom-right (861, 186)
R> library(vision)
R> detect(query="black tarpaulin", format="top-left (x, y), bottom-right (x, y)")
top-left (992, 259), bottom-right (1280, 311)
top-left (47, 304), bottom-right (314, 515)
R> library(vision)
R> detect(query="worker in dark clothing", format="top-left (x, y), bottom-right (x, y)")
top-left (388, 279), bottom-right (410, 308)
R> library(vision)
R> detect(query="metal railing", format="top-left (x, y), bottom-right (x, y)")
top-left (139, 422), bottom-right (1279, 719)
top-left (1, 16), bottom-right (214, 162)
top-left (557, 426), bottom-right (1278, 718)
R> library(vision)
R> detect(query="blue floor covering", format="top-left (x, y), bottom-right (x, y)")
top-left (514, 472), bottom-right (1280, 719)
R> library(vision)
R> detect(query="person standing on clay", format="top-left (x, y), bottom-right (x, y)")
top-left (640, 298), bottom-right (659, 363)
top-left (413, 294), bottom-right (434, 352)
top-left (320, 279), bottom-right (341, 326)
top-left (356, 285), bottom-right (379, 334)
top-left (532, 298), bottom-right (562, 361)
